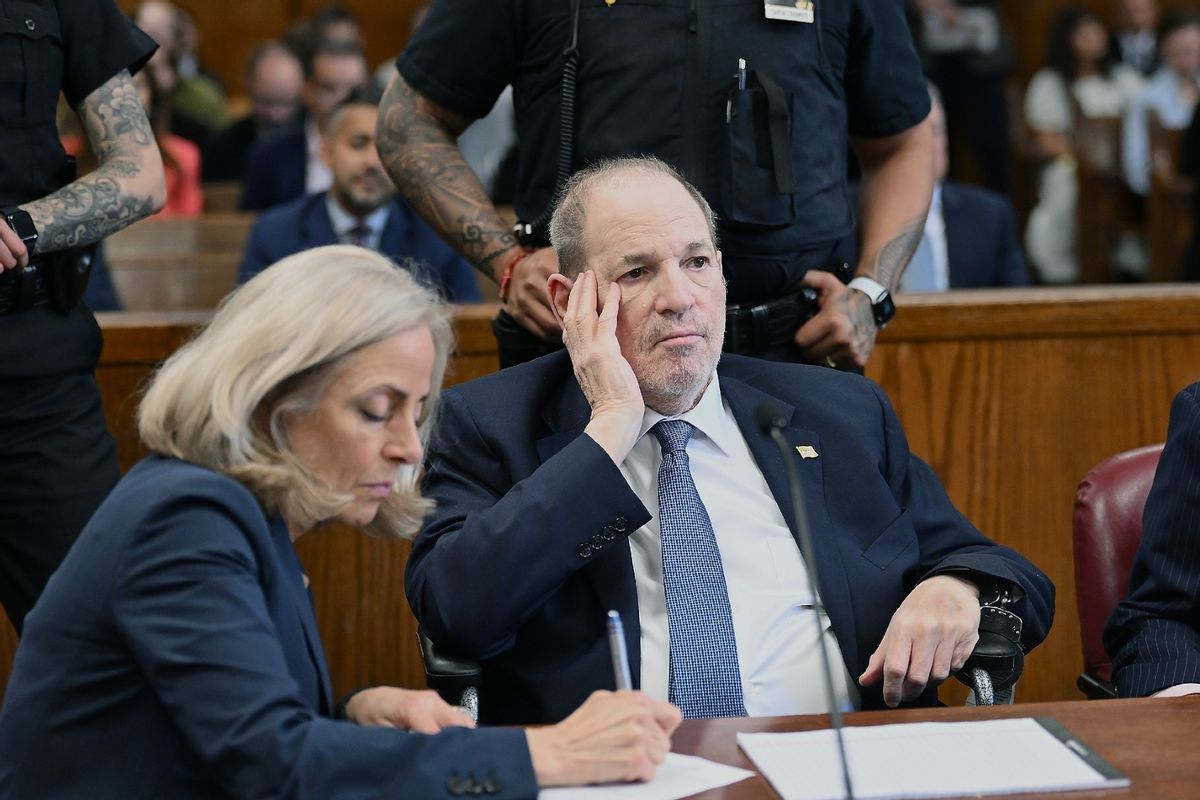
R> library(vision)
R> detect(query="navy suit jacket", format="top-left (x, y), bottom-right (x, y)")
top-left (409, 352), bottom-right (1055, 725)
top-left (239, 125), bottom-right (306, 211)
top-left (1105, 381), bottom-right (1200, 697)
top-left (238, 191), bottom-right (481, 302)
top-left (841, 181), bottom-right (1030, 289)
top-left (0, 456), bottom-right (535, 799)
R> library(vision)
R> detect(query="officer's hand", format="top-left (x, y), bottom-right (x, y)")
top-left (554, 270), bottom-right (644, 463)
top-left (858, 575), bottom-right (981, 707)
top-left (504, 247), bottom-right (563, 342)
top-left (793, 270), bottom-right (877, 369)
top-left (0, 221), bottom-right (30, 271)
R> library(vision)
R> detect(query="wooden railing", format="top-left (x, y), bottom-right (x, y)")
top-left (3, 287), bottom-right (1199, 706)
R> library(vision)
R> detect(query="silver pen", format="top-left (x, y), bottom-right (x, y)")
top-left (606, 610), bottom-right (633, 690)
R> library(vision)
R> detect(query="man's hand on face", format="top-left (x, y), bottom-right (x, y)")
top-left (793, 270), bottom-right (878, 369)
top-left (558, 270), bottom-right (645, 464)
top-left (858, 574), bottom-right (981, 707)
top-left (505, 247), bottom-right (564, 342)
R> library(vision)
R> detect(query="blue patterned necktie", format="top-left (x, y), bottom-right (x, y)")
top-left (651, 420), bottom-right (747, 719)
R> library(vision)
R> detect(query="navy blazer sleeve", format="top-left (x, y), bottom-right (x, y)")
top-left (409, 389), bottom-right (650, 658)
top-left (1105, 382), bottom-right (1200, 696)
top-left (112, 474), bottom-right (535, 798)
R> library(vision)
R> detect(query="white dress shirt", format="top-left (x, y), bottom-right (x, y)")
top-left (619, 376), bottom-right (855, 715)
top-left (901, 184), bottom-right (949, 293)
top-left (304, 116), bottom-right (333, 196)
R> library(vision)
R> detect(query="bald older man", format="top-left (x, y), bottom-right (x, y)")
top-left (409, 157), bottom-right (1054, 726)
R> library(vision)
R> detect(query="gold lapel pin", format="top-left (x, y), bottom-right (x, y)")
top-left (796, 445), bottom-right (819, 459)
top-left (605, 0), bottom-right (616, 5)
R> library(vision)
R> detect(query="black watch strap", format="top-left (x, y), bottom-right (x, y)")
top-left (0, 207), bottom-right (38, 248)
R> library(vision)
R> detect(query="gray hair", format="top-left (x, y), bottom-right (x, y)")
top-left (138, 245), bottom-right (454, 540)
top-left (548, 156), bottom-right (718, 277)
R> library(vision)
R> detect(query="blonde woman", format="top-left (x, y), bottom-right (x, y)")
top-left (0, 245), bottom-right (679, 798)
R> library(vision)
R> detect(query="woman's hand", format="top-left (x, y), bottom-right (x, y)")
top-left (526, 690), bottom-right (682, 788)
top-left (343, 687), bottom-right (475, 734)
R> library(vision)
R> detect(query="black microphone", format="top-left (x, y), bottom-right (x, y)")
top-left (756, 401), bottom-right (855, 800)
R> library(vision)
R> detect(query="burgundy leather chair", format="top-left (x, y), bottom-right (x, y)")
top-left (1072, 444), bottom-right (1164, 698)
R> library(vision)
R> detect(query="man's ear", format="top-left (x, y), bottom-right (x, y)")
top-left (546, 272), bottom-right (574, 326)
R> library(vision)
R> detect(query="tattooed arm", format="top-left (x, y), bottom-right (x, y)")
top-left (376, 74), bottom-right (561, 339)
top-left (20, 70), bottom-right (165, 256)
top-left (794, 114), bottom-right (934, 369)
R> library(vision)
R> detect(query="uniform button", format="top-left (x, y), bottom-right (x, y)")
top-left (601, 528), bottom-right (616, 542)
top-left (613, 516), bottom-right (629, 533)
top-left (24, 18), bottom-right (36, 30)
top-left (577, 543), bottom-right (594, 558)
top-left (590, 533), bottom-right (605, 547)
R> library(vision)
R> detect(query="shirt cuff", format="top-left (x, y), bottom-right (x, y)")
top-left (1152, 683), bottom-right (1200, 698)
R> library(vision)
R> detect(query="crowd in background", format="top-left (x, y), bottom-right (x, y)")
top-left (78, 0), bottom-right (1200, 310)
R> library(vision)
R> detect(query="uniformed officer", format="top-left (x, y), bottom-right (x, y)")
top-left (377, 0), bottom-right (933, 369)
top-left (0, 0), bottom-right (165, 632)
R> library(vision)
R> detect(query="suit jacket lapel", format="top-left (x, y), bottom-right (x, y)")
top-left (719, 372), bottom-right (860, 670)
top-left (307, 194), bottom-right (336, 249)
top-left (941, 185), bottom-right (966, 289)
top-left (270, 517), bottom-right (335, 714)
top-left (534, 373), bottom-right (642, 686)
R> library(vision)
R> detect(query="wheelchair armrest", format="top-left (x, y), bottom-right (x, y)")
top-left (417, 628), bottom-right (483, 693)
top-left (954, 605), bottom-right (1025, 703)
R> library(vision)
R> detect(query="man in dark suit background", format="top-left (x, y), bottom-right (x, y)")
top-left (239, 87), bottom-right (479, 302)
top-left (1105, 381), bottom-right (1200, 698)
top-left (239, 38), bottom-right (367, 211)
top-left (203, 42), bottom-right (303, 182)
top-left (843, 85), bottom-right (1029, 291)
top-left (408, 157), bottom-right (1053, 725)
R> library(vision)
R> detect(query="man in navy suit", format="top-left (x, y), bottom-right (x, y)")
top-left (843, 86), bottom-right (1029, 291)
top-left (239, 39), bottom-right (368, 211)
top-left (1105, 381), bottom-right (1200, 697)
top-left (239, 87), bottom-right (479, 302)
top-left (409, 157), bottom-right (1054, 725)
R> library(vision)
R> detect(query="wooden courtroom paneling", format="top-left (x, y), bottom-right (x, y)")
top-left (4, 289), bottom-right (1199, 706)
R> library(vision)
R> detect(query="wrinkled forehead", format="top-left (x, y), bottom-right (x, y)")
top-left (582, 172), bottom-right (713, 255)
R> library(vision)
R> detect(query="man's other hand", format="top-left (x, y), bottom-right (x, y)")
top-left (343, 687), bottom-right (476, 733)
top-left (505, 246), bottom-right (562, 341)
top-left (793, 269), bottom-right (878, 369)
top-left (859, 574), bottom-right (981, 707)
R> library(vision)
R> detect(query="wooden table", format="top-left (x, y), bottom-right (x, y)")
top-left (672, 697), bottom-right (1200, 799)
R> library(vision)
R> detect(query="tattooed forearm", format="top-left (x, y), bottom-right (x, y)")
top-left (25, 70), bottom-right (164, 254)
top-left (870, 217), bottom-right (924, 292)
top-left (376, 76), bottom-right (517, 280)
top-left (837, 289), bottom-right (878, 363)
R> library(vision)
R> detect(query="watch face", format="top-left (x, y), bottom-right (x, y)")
top-left (876, 293), bottom-right (896, 326)
top-left (4, 210), bottom-right (36, 242)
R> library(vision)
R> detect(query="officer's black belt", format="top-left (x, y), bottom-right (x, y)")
top-left (723, 286), bottom-right (819, 355)
top-left (0, 260), bottom-right (49, 315)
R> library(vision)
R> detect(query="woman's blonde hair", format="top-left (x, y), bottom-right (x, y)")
top-left (138, 245), bottom-right (454, 539)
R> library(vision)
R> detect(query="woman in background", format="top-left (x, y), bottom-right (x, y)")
top-left (62, 60), bottom-right (203, 217)
top-left (0, 246), bottom-right (679, 798)
top-left (1024, 7), bottom-right (1143, 283)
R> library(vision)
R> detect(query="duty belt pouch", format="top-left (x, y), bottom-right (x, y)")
top-left (43, 245), bottom-right (92, 314)
top-left (726, 68), bottom-right (796, 227)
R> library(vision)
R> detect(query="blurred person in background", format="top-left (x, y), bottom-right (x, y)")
top-left (1113, 0), bottom-right (1161, 77)
top-left (134, 1), bottom-right (226, 141)
top-left (239, 87), bottom-right (479, 302)
top-left (1122, 9), bottom-right (1200, 196)
top-left (240, 38), bottom-right (368, 211)
top-left (204, 42), bottom-right (304, 181)
top-left (1024, 7), bottom-right (1142, 284)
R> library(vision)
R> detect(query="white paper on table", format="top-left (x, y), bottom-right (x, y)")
top-left (538, 752), bottom-right (754, 800)
top-left (737, 717), bottom-right (1129, 800)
